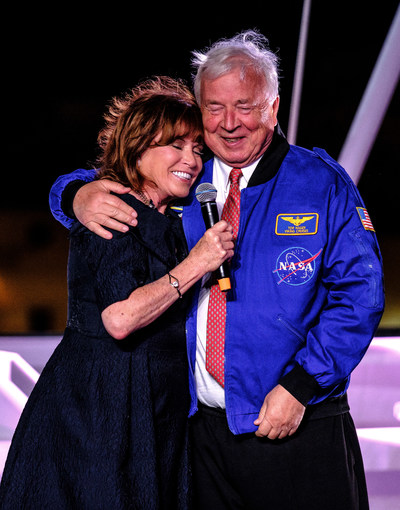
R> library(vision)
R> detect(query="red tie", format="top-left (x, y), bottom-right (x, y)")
top-left (206, 168), bottom-right (242, 387)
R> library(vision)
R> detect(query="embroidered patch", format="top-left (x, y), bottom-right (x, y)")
top-left (169, 205), bottom-right (183, 217)
top-left (275, 213), bottom-right (319, 235)
top-left (273, 247), bottom-right (322, 286)
top-left (357, 207), bottom-right (375, 232)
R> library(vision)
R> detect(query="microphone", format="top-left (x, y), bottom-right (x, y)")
top-left (195, 182), bottom-right (231, 292)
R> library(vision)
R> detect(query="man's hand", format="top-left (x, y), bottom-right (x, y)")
top-left (73, 180), bottom-right (138, 239)
top-left (253, 384), bottom-right (306, 439)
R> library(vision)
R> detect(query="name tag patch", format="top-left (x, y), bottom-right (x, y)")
top-left (275, 213), bottom-right (319, 235)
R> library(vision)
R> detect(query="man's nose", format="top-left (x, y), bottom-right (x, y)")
top-left (222, 108), bottom-right (240, 131)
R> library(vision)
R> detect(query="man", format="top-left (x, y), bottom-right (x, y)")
top-left (50, 31), bottom-right (384, 509)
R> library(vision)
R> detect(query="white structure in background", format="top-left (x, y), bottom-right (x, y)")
top-left (288, 2), bottom-right (400, 185)
top-left (0, 351), bottom-right (39, 438)
top-left (348, 337), bottom-right (400, 510)
top-left (0, 350), bottom-right (39, 478)
top-left (338, 4), bottom-right (400, 184)
top-left (0, 336), bottom-right (60, 478)
top-left (287, 0), bottom-right (312, 145)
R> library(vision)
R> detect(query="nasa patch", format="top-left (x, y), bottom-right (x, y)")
top-left (275, 213), bottom-right (319, 235)
top-left (273, 247), bottom-right (322, 286)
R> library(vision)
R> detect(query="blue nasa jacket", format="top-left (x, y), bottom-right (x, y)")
top-left (49, 141), bottom-right (385, 435)
top-left (182, 144), bottom-right (384, 434)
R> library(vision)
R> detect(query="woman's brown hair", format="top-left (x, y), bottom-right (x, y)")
top-left (96, 76), bottom-right (203, 191)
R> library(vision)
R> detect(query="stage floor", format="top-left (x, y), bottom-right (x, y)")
top-left (0, 335), bottom-right (399, 509)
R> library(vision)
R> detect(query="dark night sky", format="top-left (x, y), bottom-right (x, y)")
top-left (3, 2), bottom-right (399, 237)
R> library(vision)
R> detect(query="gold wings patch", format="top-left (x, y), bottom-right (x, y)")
top-left (280, 216), bottom-right (314, 226)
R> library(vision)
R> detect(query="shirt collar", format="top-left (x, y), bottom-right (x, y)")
top-left (214, 157), bottom-right (262, 193)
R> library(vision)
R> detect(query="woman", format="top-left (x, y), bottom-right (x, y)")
top-left (0, 77), bottom-right (233, 509)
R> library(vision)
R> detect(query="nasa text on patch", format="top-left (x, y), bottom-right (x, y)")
top-left (275, 213), bottom-right (319, 235)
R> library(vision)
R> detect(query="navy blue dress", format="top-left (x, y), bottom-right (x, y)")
top-left (0, 195), bottom-right (192, 509)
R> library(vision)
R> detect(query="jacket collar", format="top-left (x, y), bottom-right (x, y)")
top-left (247, 124), bottom-right (290, 187)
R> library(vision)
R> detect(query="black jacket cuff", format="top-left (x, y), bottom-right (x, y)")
top-left (279, 363), bottom-right (321, 407)
top-left (60, 180), bottom-right (87, 219)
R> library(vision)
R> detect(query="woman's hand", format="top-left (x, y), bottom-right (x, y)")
top-left (188, 221), bottom-right (234, 274)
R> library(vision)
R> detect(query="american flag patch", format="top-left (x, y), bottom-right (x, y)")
top-left (357, 207), bottom-right (375, 232)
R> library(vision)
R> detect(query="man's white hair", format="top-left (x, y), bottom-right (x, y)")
top-left (191, 30), bottom-right (280, 105)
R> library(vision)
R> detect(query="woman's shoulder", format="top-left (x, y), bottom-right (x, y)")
top-left (69, 192), bottom-right (142, 239)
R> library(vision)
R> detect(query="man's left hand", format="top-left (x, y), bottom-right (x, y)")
top-left (253, 384), bottom-right (305, 439)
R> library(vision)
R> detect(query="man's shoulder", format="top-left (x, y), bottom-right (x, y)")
top-left (285, 145), bottom-right (353, 187)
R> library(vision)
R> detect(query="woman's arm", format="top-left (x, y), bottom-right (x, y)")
top-left (101, 221), bottom-right (233, 339)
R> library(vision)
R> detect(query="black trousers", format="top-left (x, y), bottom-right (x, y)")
top-left (190, 404), bottom-right (369, 510)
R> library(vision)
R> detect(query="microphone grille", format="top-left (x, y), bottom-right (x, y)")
top-left (195, 182), bottom-right (217, 203)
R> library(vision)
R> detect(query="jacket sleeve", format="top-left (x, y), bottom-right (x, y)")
top-left (280, 156), bottom-right (385, 406)
top-left (49, 168), bottom-right (97, 229)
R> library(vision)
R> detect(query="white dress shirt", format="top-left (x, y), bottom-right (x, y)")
top-left (195, 157), bottom-right (260, 408)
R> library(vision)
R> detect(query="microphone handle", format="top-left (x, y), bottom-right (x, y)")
top-left (200, 201), bottom-right (231, 291)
